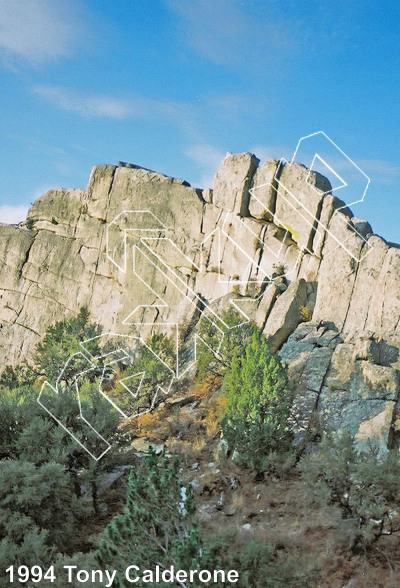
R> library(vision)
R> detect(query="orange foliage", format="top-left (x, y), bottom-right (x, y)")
top-left (193, 374), bottom-right (221, 400)
top-left (202, 392), bottom-right (227, 437)
top-left (136, 410), bottom-right (168, 440)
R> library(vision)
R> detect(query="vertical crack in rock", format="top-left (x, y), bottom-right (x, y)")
top-left (88, 166), bottom-right (117, 308)
top-left (18, 232), bottom-right (37, 281)
top-left (212, 152), bottom-right (259, 216)
top-left (307, 196), bottom-right (324, 254)
top-left (342, 239), bottom-right (367, 331)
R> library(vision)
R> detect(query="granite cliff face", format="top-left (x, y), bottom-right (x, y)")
top-left (1, 153), bottom-right (400, 451)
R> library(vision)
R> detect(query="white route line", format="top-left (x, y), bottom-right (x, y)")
top-left (38, 131), bottom-right (374, 460)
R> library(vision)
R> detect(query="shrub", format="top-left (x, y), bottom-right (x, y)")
top-left (273, 262), bottom-right (287, 277)
top-left (195, 309), bottom-right (259, 381)
top-left (234, 540), bottom-right (316, 588)
top-left (34, 306), bottom-right (101, 383)
top-left (299, 432), bottom-right (400, 552)
top-left (0, 363), bottom-right (35, 389)
top-left (117, 333), bottom-right (175, 414)
top-left (206, 533), bottom-right (319, 588)
top-left (232, 284), bottom-right (241, 296)
top-left (299, 305), bottom-right (313, 322)
top-left (221, 330), bottom-right (294, 471)
top-left (202, 392), bottom-right (227, 437)
top-left (136, 411), bottom-right (168, 440)
top-left (193, 374), bottom-right (218, 400)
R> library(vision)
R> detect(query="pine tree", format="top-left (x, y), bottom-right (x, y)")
top-left (221, 330), bottom-right (293, 471)
top-left (96, 449), bottom-right (206, 587)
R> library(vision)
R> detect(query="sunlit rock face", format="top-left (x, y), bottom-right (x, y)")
top-left (1, 153), bottom-right (399, 452)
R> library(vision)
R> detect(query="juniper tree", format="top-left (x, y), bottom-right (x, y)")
top-left (34, 306), bottom-right (101, 383)
top-left (0, 308), bottom-right (131, 566)
top-left (0, 459), bottom-right (84, 567)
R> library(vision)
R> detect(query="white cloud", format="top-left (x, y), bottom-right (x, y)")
top-left (186, 144), bottom-right (225, 169)
top-left (357, 158), bottom-right (400, 186)
top-left (186, 143), bottom-right (295, 189)
top-left (250, 144), bottom-right (292, 163)
top-left (165, 0), bottom-right (299, 68)
top-left (186, 144), bottom-right (226, 188)
top-left (0, 204), bottom-right (29, 224)
top-left (0, 0), bottom-right (85, 64)
top-left (33, 85), bottom-right (136, 119)
top-left (292, 150), bottom-right (400, 188)
top-left (32, 85), bottom-right (200, 138)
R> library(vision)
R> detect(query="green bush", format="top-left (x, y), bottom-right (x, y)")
top-left (0, 308), bottom-right (133, 565)
top-left (234, 540), bottom-right (316, 588)
top-left (206, 532), bottom-right (318, 588)
top-left (34, 306), bottom-right (101, 383)
top-left (221, 330), bottom-right (294, 471)
top-left (195, 309), bottom-right (258, 382)
top-left (118, 333), bottom-right (175, 414)
top-left (299, 432), bottom-right (400, 552)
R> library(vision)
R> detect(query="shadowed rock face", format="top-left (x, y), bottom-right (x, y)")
top-left (1, 153), bottom-right (399, 452)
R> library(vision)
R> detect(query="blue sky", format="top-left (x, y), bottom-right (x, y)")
top-left (0, 0), bottom-right (399, 243)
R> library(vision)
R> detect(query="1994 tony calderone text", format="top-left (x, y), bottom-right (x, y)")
top-left (5, 564), bottom-right (240, 585)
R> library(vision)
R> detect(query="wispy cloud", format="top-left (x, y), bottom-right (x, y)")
top-left (0, 0), bottom-right (86, 64)
top-left (32, 85), bottom-right (201, 138)
top-left (165, 0), bottom-right (300, 68)
top-left (357, 159), bottom-right (400, 186)
top-left (186, 143), bottom-right (294, 188)
top-left (33, 86), bottom-right (137, 119)
top-left (186, 144), bottom-right (226, 188)
top-left (250, 144), bottom-right (292, 163)
top-left (295, 150), bottom-right (400, 189)
top-left (186, 144), bottom-right (225, 170)
top-left (0, 204), bottom-right (29, 224)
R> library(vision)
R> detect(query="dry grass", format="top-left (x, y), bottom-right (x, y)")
top-left (167, 437), bottom-right (206, 465)
top-left (202, 392), bottom-right (227, 437)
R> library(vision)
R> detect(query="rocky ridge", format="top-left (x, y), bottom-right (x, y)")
top-left (1, 153), bottom-right (399, 451)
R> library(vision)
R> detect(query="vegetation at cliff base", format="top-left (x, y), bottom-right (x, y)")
top-left (1, 309), bottom-right (400, 586)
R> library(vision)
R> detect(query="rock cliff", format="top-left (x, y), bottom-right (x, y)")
top-left (1, 153), bottom-right (399, 451)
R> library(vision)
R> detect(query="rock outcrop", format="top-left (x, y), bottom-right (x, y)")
top-left (1, 153), bottom-right (399, 452)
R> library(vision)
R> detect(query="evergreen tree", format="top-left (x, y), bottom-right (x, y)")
top-left (221, 330), bottom-right (293, 471)
top-left (117, 333), bottom-right (175, 415)
top-left (196, 309), bottom-right (258, 381)
top-left (0, 308), bottom-right (131, 564)
top-left (34, 306), bottom-right (101, 383)
top-left (0, 458), bottom-right (84, 567)
top-left (96, 449), bottom-right (207, 587)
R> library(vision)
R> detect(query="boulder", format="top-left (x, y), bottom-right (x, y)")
top-left (274, 162), bottom-right (331, 253)
top-left (131, 439), bottom-right (165, 455)
top-left (213, 152), bottom-right (259, 216)
top-left (249, 159), bottom-right (279, 220)
top-left (263, 279), bottom-right (308, 352)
